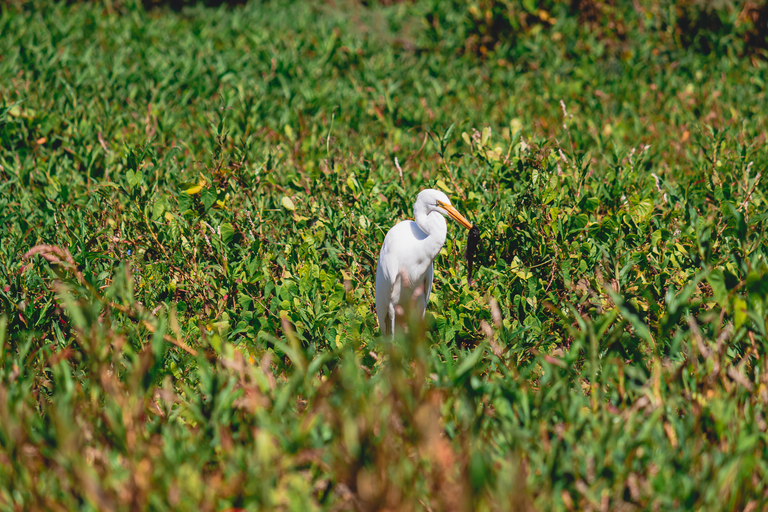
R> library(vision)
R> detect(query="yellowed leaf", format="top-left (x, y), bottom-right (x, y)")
top-left (436, 179), bottom-right (452, 193)
top-left (281, 196), bottom-right (295, 211)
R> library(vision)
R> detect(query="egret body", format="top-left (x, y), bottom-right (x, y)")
top-left (375, 189), bottom-right (472, 336)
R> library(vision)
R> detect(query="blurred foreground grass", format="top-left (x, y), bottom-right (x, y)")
top-left (2, 0), bottom-right (768, 510)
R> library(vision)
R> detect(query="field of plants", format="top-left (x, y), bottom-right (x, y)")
top-left (2, 0), bottom-right (768, 510)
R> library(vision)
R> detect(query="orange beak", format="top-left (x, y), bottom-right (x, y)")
top-left (437, 200), bottom-right (473, 229)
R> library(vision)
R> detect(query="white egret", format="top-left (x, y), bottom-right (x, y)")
top-left (375, 189), bottom-right (473, 336)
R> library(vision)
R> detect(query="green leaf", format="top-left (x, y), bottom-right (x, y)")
top-left (571, 214), bottom-right (589, 230)
top-left (607, 288), bottom-right (653, 347)
top-left (220, 223), bottom-right (235, 244)
top-left (454, 344), bottom-right (485, 381)
top-left (56, 285), bottom-right (87, 329)
top-left (734, 297), bottom-right (748, 330)
top-left (152, 200), bottom-right (166, 220)
top-left (0, 315), bottom-right (7, 361)
top-left (126, 169), bottom-right (142, 189)
top-left (707, 269), bottom-right (728, 308)
top-left (201, 187), bottom-right (216, 211)
top-left (630, 198), bottom-right (654, 224)
top-left (482, 126), bottom-right (491, 145)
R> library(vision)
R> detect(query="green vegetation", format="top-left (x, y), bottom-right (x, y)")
top-left (1, 0), bottom-right (768, 509)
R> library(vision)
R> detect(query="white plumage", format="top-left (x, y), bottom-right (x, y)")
top-left (375, 189), bottom-right (472, 336)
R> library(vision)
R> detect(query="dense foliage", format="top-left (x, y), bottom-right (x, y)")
top-left (1, 0), bottom-right (768, 510)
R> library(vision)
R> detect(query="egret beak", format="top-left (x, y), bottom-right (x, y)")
top-left (437, 200), bottom-right (473, 230)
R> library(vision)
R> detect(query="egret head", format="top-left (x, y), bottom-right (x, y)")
top-left (416, 189), bottom-right (473, 229)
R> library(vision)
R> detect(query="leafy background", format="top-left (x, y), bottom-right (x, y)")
top-left (1, 0), bottom-right (768, 510)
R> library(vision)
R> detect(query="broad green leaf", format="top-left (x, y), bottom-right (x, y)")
top-left (220, 222), bottom-right (235, 244)
top-left (707, 269), bottom-right (728, 308)
top-left (152, 200), bottom-right (165, 220)
top-left (630, 198), bottom-right (654, 224)
top-left (201, 187), bottom-right (216, 210)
